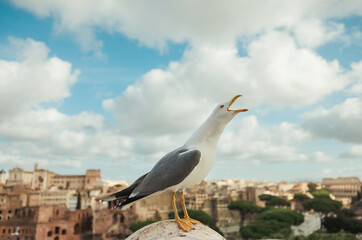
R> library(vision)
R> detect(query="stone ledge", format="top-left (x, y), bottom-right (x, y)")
top-left (126, 219), bottom-right (226, 240)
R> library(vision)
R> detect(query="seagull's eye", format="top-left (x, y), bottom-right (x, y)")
top-left (220, 105), bottom-right (224, 108)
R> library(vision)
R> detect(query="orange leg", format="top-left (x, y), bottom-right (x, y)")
top-left (172, 192), bottom-right (193, 231)
top-left (180, 191), bottom-right (202, 225)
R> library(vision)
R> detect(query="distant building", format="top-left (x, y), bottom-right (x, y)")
top-left (0, 170), bottom-right (6, 185)
top-left (93, 209), bottom-right (135, 239)
top-left (133, 192), bottom-right (173, 220)
top-left (292, 213), bottom-right (321, 237)
top-left (7, 168), bottom-right (33, 187)
top-left (39, 190), bottom-right (78, 210)
top-left (0, 186), bottom-right (30, 211)
top-left (0, 205), bottom-right (92, 240)
top-left (48, 169), bottom-right (101, 190)
top-left (289, 182), bottom-right (309, 194)
top-left (31, 163), bottom-right (55, 191)
top-left (6, 164), bottom-right (101, 191)
top-left (185, 193), bottom-right (208, 210)
top-left (243, 187), bottom-right (265, 207)
top-left (202, 197), bottom-right (241, 237)
top-left (322, 177), bottom-right (362, 205)
top-left (1, 165), bottom-right (105, 214)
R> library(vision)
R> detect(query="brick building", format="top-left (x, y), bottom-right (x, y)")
top-left (92, 209), bottom-right (136, 239)
top-left (0, 206), bottom-right (92, 240)
top-left (0, 186), bottom-right (30, 211)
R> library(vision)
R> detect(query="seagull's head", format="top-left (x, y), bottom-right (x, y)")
top-left (211, 95), bottom-right (248, 123)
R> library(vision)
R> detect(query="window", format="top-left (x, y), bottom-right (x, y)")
top-left (74, 224), bottom-right (80, 235)
top-left (47, 231), bottom-right (52, 237)
top-left (55, 227), bottom-right (59, 234)
top-left (61, 229), bottom-right (66, 235)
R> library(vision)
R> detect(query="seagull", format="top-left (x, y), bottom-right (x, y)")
top-left (99, 95), bottom-right (248, 231)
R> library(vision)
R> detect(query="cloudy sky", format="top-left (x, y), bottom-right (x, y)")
top-left (0, 0), bottom-right (361, 182)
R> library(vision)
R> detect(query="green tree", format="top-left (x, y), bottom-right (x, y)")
top-left (258, 194), bottom-right (275, 201)
top-left (303, 197), bottom-right (341, 214)
top-left (323, 209), bottom-right (362, 234)
top-left (240, 219), bottom-right (291, 239)
top-left (293, 193), bottom-right (311, 202)
top-left (76, 191), bottom-right (81, 210)
top-left (311, 189), bottom-right (330, 199)
top-left (240, 208), bottom-right (304, 239)
top-left (228, 200), bottom-right (262, 226)
top-left (258, 194), bottom-right (291, 207)
top-left (129, 219), bottom-right (157, 232)
top-left (307, 183), bottom-right (317, 193)
top-left (257, 208), bottom-right (304, 225)
top-left (266, 197), bottom-right (291, 207)
top-left (300, 231), bottom-right (357, 240)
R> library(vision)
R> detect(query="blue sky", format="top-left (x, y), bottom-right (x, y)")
top-left (0, 0), bottom-right (361, 182)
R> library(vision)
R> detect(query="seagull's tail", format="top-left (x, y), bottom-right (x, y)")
top-left (98, 173), bottom-right (149, 208)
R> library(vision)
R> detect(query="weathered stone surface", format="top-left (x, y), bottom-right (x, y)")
top-left (126, 220), bottom-right (226, 240)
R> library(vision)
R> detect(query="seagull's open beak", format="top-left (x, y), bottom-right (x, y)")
top-left (227, 95), bottom-right (248, 113)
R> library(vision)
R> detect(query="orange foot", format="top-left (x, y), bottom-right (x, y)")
top-left (186, 218), bottom-right (202, 225)
top-left (176, 218), bottom-right (193, 231)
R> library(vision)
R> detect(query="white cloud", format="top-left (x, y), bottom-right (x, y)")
top-left (0, 108), bottom-right (134, 160)
top-left (9, 0), bottom-right (362, 52)
top-left (0, 108), bottom-right (103, 140)
top-left (348, 61), bottom-right (362, 94)
top-left (341, 144), bottom-right (362, 158)
top-left (303, 97), bottom-right (362, 143)
top-left (322, 168), bottom-right (333, 174)
top-left (0, 38), bottom-right (136, 166)
top-left (0, 38), bottom-right (79, 118)
top-left (311, 151), bottom-right (335, 163)
top-left (293, 19), bottom-right (345, 48)
top-left (217, 115), bottom-right (310, 163)
top-left (245, 31), bottom-right (347, 106)
top-left (0, 150), bottom-right (82, 169)
top-left (104, 31), bottom-right (348, 136)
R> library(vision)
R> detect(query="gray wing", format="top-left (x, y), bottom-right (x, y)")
top-left (131, 147), bottom-right (201, 198)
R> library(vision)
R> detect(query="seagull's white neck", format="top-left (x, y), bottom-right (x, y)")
top-left (185, 115), bottom-right (229, 148)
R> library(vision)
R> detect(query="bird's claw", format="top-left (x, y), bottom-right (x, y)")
top-left (187, 218), bottom-right (202, 225)
top-left (176, 218), bottom-right (193, 231)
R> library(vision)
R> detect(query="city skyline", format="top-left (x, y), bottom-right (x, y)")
top-left (0, 1), bottom-right (362, 182)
